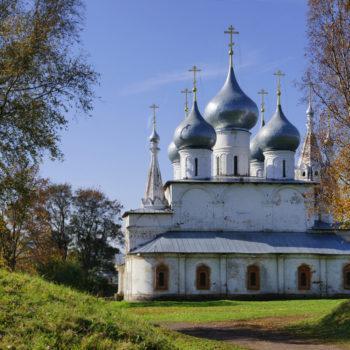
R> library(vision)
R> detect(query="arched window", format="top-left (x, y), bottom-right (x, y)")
top-left (247, 265), bottom-right (260, 290)
top-left (196, 264), bottom-right (210, 290)
top-left (282, 160), bottom-right (286, 178)
top-left (155, 264), bottom-right (169, 291)
top-left (194, 158), bottom-right (198, 176)
top-left (234, 156), bottom-right (238, 176)
top-left (298, 265), bottom-right (311, 290)
top-left (314, 170), bottom-right (319, 176)
top-left (343, 264), bottom-right (350, 290)
top-left (302, 171), bottom-right (306, 177)
top-left (216, 156), bottom-right (220, 176)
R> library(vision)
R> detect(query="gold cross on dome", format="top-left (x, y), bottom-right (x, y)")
top-left (274, 70), bottom-right (285, 104)
top-left (274, 70), bottom-right (285, 89)
top-left (258, 89), bottom-right (268, 111)
top-left (308, 82), bottom-right (313, 105)
top-left (149, 103), bottom-right (159, 127)
top-left (258, 89), bottom-right (268, 127)
top-left (181, 88), bottom-right (192, 114)
top-left (189, 65), bottom-right (201, 101)
top-left (224, 25), bottom-right (239, 53)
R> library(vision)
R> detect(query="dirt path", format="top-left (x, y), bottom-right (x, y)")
top-left (166, 317), bottom-right (347, 350)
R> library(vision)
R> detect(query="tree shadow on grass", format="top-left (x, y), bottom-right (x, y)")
top-left (285, 300), bottom-right (350, 342)
top-left (125, 300), bottom-right (241, 308)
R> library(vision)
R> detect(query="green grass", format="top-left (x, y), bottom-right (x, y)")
top-left (286, 299), bottom-right (350, 342)
top-left (2, 269), bottom-right (348, 349)
top-left (119, 299), bottom-right (346, 323)
top-left (0, 270), bottom-right (243, 350)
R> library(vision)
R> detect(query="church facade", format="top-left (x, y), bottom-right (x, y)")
top-left (117, 27), bottom-right (350, 301)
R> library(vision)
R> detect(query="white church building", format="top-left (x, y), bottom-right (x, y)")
top-left (117, 26), bottom-right (350, 301)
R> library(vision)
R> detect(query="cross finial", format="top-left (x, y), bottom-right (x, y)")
top-left (181, 88), bottom-right (192, 115)
top-left (274, 70), bottom-right (285, 105)
top-left (258, 88), bottom-right (268, 127)
top-left (308, 82), bottom-right (313, 106)
top-left (149, 103), bottom-right (159, 128)
top-left (189, 65), bottom-right (201, 101)
top-left (224, 25), bottom-right (239, 67)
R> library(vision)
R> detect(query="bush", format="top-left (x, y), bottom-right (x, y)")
top-left (37, 260), bottom-right (117, 296)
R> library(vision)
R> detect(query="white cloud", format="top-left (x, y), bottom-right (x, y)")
top-left (120, 49), bottom-right (260, 96)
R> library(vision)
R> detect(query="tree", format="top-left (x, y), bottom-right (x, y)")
top-left (306, 0), bottom-right (350, 225)
top-left (0, 162), bottom-right (48, 270)
top-left (70, 189), bottom-right (123, 274)
top-left (0, 0), bottom-right (98, 174)
top-left (45, 183), bottom-right (72, 260)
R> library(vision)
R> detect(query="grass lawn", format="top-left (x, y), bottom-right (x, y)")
top-left (2, 269), bottom-right (349, 349)
top-left (0, 270), bottom-right (243, 350)
top-left (119, 299), bottom-right (346, 323)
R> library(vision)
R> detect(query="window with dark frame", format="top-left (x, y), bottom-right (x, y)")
top-left (282, 160), bottom-right (286, 178)
top-left (194, 158), bottom-right (198, 176)
top-left (216, 156), bottom-right (220, 176)
top-left (234, 156), bottom-right (238, 176)
top-left (298, 265), bottom-right (311, 290)
top-left (344, 264), bottom-right (350, 290)
top-left (247, 265), bottom-right (260, 290)
top-left (155, 264), bottom-right (169, 291)
top-left (196, 265), bottom-right (210, 290)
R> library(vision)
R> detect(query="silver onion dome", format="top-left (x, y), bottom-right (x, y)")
top-left (149, 128), bottom-right (160, 143)
top-left (259, 104), bottom-right (300, 152)
top-left (174, 100), bottom-right (217, 150)
top-left (204, 65), bottom-right (259, 131)
top-left (250, 130), bottom-right (264, 162)
top-left (167, 141), bottom-right (179, 163)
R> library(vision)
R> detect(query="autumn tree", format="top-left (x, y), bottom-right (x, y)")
top-left (45, 183), bottom-right (73, 261)
top-left (306, 0), bottom-right (350, 225)
top-left (0, 162), bottom-right (48, 270)
top-left (69, 189), bottom-right (123, 274)
top-left (0, 0), bottom-right (98, 175)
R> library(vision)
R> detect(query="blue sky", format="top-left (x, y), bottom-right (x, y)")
top-left (41, 0), bottom-right (309, 211)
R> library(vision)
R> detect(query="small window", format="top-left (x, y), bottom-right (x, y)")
top-left (194, 158), bottom-right (198, 176)
top-left (344, 264), bottom-right (350, 290)
top-left (298, 265), bottom-right (311, 290)
top-left (234, 156), bottom-right (238, 176)
top-left (155, 264), bottom-right (169, 291)
top-left (247, 265), bottom-right (260, 290)
top-left (314, 171), bottom-right (319, 176)
top-left (302, 171), bottom-right (306, 177)
top-left (216, 156), bottom-right (220, 176)
top-left (282, 160), bottom-right (286, 178)
top-left (196, 265), bottom-right (210, 290)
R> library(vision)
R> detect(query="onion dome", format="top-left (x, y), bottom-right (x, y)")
top-left (204, 65), bottom-right (259, 131)
top-left (259, 105), bottom-right (300, 152)
top-left (149, 127), bottom-right (160, 143)
top-left (250, 88), bottom-right (268, 162)
top-left (174, 100), bottom-right (216, 150)
top-left (168, 142), bottom-right (179, 163)
top-left (259, 71), bottom-right (300, 152)
top-left (204, 26), bottom-right (258, 131)
top-left (250, 130), bottom-right (264, 162)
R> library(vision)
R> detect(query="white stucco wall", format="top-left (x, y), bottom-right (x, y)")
top-left (179, 148), bottom-right (212, 179)
top-left (169, 182), bottom-right (313, 232)
top-left (250, 161), bottom-right (264, 178)
top-left (171, 161), bottom-right (181, 180)
top-left (125, 181), bottom-right (315, 252)
top-left (264, 150), bottom-right (295, 180)
top-left (213, 130), bottom-right (251, 176)
top-left (123, 253), bottom-right (350, 300)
